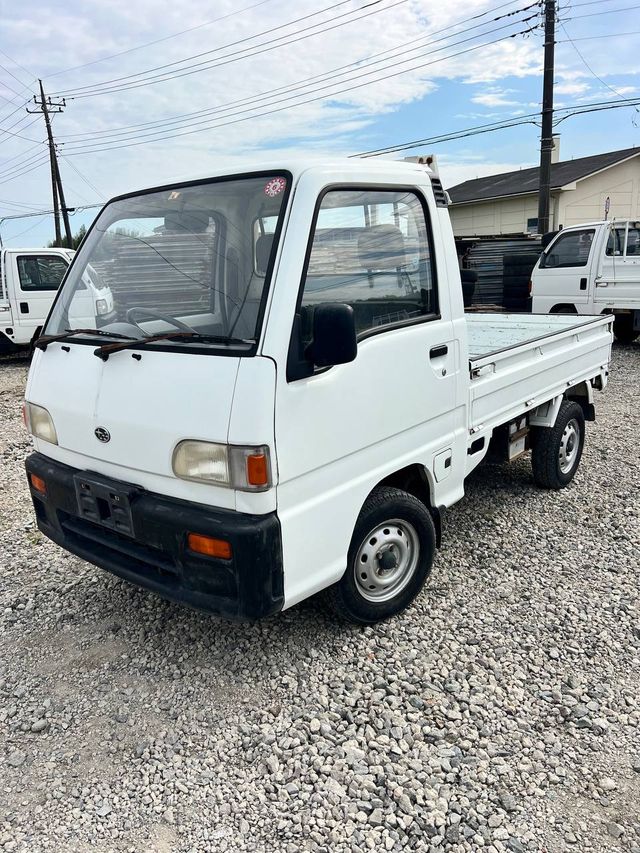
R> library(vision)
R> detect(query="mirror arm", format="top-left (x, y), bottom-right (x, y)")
top-left (286, 313), bottom-right (314, 382)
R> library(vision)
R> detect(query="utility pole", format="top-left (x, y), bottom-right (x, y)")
top-left (537, 0), bottom-right (556, 235)
top-left (28, 81), bottom-right (72, 247)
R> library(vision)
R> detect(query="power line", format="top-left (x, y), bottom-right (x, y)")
top-left (0, 121), bottom-right (42, 143)
top-left (556, 28), bottom-right (640, 39)
top-left (0, 203), bottom-right (103, 246)
top-left (0, 67), bottom-right (27, 98)
top-left (0, 149), bottom-right (49, 181)
top-left (353, 95), bottom-right (640, 157)
top-left (0, 114), bottom-right (42, 143)
top-left (44, 0), bottom-right (279, 79)
top-left (559, 21), bottom-right (639, 124)
top-left (562, 2), bottom-right (640, 17)
top-left (51, 0), bottom-right (412, 99)
top-left (0, 154), bottom-right (49, 186)
top-left (59, 21), bottom-right (543, 155)
top-left (0, 198), bottom-right (48, 210)
top-left (57, 1), bottom-right (540, 143)
top-left (0, 48), bottom-right (37, 88)
top-left (59, 155), bottom-right (105, 200)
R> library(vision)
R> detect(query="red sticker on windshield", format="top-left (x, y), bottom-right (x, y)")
top-left (264, 177), bottom-right (286, 197)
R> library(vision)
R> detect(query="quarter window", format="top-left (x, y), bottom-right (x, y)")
top-left (300, 189), bottom-right (437, 343)
top-left (17, 255), bottom-right (69, 291)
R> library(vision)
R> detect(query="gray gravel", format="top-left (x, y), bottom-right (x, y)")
top-left (1, 343), bottom-right (639, 853)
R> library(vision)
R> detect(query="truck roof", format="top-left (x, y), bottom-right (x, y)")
top-left (112, 156), bottom-right (437, 201)
top-left (1, 247), bottom-right (73, 254)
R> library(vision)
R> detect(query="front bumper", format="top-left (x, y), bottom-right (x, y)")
top-left (25, 452), bottom-right (284, 620)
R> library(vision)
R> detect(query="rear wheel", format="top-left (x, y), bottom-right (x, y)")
top-left (613, 314), bottom-right (638, 344)
top-left (326, 487), bottom-right (436, 624)
top-left (531, 400), bottom-right (585, 489)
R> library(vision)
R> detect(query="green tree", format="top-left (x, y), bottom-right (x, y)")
top-left (47, 224), bottom-right (87, 250)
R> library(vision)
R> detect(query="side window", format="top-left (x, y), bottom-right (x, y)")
top-left (300, 189), bottom-right (437, 343)
top-left (540, 229), bottom-right (595, 268)
top-left (625, 222), bottom-right (640, 256)
top-left (606, 227), bottom-right (626, 256)
top-left (17, 255), bottom-right (69, 291)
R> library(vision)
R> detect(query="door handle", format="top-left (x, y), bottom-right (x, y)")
top-left (430, 344), bottom-right (448, 359)
top-left (579, 278), bottom-right (587, 290)
top-left (19, 302), bottom-right (29, 314)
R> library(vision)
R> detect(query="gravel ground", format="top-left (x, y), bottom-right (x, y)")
top-left (0, 344), bottom-right (639, 853)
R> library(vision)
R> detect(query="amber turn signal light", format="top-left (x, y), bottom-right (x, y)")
top-left (246, 452), bottom-right (269, 487)
top-left (29, 473), bottom-right (47, 495)
top-left (187, 532), bottom-right (232, 560)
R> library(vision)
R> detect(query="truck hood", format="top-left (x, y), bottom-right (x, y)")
top-left (26, 343), bottom-right (241, 509)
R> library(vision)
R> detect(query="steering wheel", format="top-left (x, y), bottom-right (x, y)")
top-left (125, 307), bottom-right (196, 333)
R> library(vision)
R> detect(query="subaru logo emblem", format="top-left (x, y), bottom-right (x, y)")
top-left (95, 427), bottom-right (111, 443)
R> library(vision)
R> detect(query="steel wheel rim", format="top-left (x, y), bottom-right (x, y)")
top-left (559, 417), bottom-right (580, 474)
top-left (354, 519), bottom-right (420, 603)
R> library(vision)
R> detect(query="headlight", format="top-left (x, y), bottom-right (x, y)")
top-left (172, 441), bottom-right (229, 485)
top-left (96, 298), bottom-right (109, 315)
top-left (172, 441), bottom-right (272, 491)
top-left (24, 402), bottom-right (58, 445)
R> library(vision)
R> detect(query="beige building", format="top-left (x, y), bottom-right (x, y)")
top-left (447, 143), bottom-right (640, 238)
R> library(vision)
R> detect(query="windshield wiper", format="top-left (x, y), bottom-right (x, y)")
top-left (35, 328), bottom-right (136, 351)
top-left (93, 331), bottom-right (254, 361)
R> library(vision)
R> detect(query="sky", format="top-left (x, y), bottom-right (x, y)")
top-left (0, 0), bottom-right (638, 247)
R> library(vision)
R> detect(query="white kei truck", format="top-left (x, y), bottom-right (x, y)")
top-left (1, 248), bottom-right (72, 353)
top-left (24, 158), bottom-right (613, 624)
top-left (1, 247), bottom-right (115, 354)
top-left (530, 219), bottom-right (640, 344)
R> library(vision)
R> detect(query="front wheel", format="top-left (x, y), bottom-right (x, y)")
top-left (531, 400), bottom-right (585, 489)
top-left (326, 487), bottom-right (436, 624)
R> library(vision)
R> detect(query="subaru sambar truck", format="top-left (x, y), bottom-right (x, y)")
top-left (24, 158), bottom-right (613, 624)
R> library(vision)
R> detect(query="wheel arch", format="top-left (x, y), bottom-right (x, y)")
top-left (565, 380), bottom-right (596, 422)
top-left (372, 464), bottom-right (442, 547)
top-left (550, 303), bottom-right (578, 314)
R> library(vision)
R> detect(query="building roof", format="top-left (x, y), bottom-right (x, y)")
top-left (447, 147), bottom-right (640, 205)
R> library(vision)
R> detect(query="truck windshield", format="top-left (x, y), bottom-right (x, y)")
top-left (44, 173), bottom-right (290, 351)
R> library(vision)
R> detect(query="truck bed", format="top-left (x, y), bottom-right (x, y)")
top-left (466, 312), bottom-right (612, 434)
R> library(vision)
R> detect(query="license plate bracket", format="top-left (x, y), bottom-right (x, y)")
top-left (74, 473), bottom-right (136, 537)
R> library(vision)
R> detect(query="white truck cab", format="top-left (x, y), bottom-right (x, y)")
top-left (1, 248), bottom-right (72, 353)
top-left (24, 159), bottom-right (613, 623)
top-left (0, 247), bottom-right (115, 353)
top-left (530, 219), bottom-right (640, 343)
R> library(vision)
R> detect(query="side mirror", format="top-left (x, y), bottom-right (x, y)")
top-left (308, 302), bottom-right (357, 367)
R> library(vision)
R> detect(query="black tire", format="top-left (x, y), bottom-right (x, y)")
top-left (613, 314), bottom-right (639, 344)
top-left (531, 400), bottom-right (585, 489)
top-left (326, 487), bottom-right (436, 624)
top-left (550, 304), bottom-right (578, 314)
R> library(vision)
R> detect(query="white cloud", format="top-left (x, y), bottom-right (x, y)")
top-left (471, 87), bottom-right (519, 107)
top-left (555, 82), bottom-right (590, 96)
top-left (0, 0), bottom-right (637, 237)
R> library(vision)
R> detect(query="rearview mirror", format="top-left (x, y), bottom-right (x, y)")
top-left (309, 303), bottom-right (357, 367)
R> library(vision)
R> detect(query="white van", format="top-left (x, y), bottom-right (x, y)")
top-left (530, 220), bottom-right (640, 343)
top-left (0, 248), bottom-right (114, 353)
top-left (24, 159), bottom-right (613, 623)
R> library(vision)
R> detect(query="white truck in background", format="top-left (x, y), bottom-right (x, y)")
top-left (530, 220), bottom-right (640, 343)
top-left (24, 157), bottom-right (613, 624)
top-left (0, 248), bottom-right (114, 354)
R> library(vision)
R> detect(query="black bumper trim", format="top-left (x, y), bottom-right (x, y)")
top-left (25, 452), bottom-right (284, 620)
